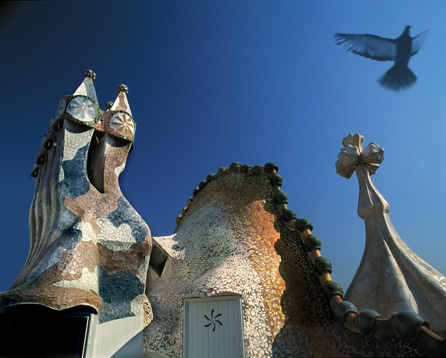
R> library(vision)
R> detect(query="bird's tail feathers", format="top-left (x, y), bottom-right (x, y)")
top-left (378, 65), bottom-right (417, 92)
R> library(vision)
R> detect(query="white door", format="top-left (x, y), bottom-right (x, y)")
top-left (183, 296), bottom-right (245, 358)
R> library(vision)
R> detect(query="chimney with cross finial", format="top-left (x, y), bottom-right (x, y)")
top-left (336, 132), bottom-right (446, 336)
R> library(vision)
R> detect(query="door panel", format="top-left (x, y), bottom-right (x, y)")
top-left (183, 296), bottom-right (244, 358)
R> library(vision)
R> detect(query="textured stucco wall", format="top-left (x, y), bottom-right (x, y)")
top-left (145, 171), bottom-right (285, 357)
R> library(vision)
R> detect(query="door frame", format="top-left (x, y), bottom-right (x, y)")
top-left (183, 295), bottom-right (245, 358)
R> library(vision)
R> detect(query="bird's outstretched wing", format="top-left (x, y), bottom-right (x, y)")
top-left (411, 30), bottom-right (429, 56)
top-left (334, 33), bottom-right (396, 61)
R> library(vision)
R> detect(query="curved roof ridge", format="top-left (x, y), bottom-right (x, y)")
top-left (300, 218), bottom-right (446, 354)
top-left (175, 161), bottom-right (299, 231)
top-left (173, 160), bottom-right (446, 355)
top-left (291, 200), bottom-right (446, 354)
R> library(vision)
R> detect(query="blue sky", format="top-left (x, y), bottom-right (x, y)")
top-left (1, 1), bottom-right (445, 293)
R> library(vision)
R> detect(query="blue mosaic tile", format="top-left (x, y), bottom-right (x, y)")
top-left (108, 197), bottom-right (148, 243)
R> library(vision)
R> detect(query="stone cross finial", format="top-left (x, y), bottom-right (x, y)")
top-left (335, 133), bottom-right (446, 335)
top-left (335, 133), bottom-right (387, 219)
top-left (335, 132), bottom-right (383, 179)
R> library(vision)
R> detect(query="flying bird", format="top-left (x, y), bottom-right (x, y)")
top-left (334, 26), bottom-right (428, 91)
